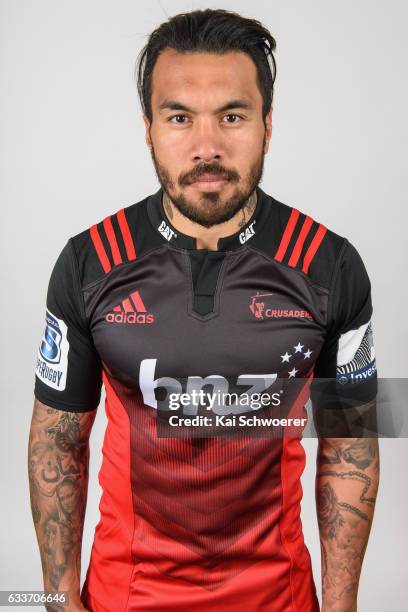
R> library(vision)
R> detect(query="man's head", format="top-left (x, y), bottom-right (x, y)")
top-left (135, 9), bottom-right (277, 228)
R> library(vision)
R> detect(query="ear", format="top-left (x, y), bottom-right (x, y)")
top-left (143, 115), bottom-right (152, 148)
top-left (263, 108), bottom-right (273, 154)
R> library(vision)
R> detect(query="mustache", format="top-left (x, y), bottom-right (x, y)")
top-left (179, 162), bottom-right (240, 185)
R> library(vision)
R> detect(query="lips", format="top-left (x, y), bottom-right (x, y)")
top-left (191, 174), bottom-right (228, 183)
top-left (189, 176), bottom-right (230, 191)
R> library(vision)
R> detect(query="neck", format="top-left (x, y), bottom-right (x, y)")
top-left (162, 190), bottom-right (258, 251)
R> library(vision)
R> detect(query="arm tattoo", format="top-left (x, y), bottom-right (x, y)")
top-left (317, 481), bottom-right (345, 540)
top-left (317, 469), bottom-right (376, 506)
top-left (28, 400), bottom-right (95, 601)
top-left (318, 438), bottom-right (378, 469)
top-left (316, 438), bottom-right (379, 609)
top-left (341, 439), bottom-right (377, 469)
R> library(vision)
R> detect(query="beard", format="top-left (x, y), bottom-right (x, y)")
top-left (149, 134), bottom-right (266, 228)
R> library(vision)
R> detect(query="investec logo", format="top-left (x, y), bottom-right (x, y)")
top-left (106, 290), bottom-right (155, 324)
top-left (249, 292), bottom-right (313, 321)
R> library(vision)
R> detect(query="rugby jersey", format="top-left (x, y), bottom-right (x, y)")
top-left (34, 186), bottom-right (377, 612)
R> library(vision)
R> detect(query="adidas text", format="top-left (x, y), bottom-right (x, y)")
top-left (106, 312), bottom-right (155, 324)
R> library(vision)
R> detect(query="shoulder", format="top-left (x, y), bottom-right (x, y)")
top-left (254, 190), bottom-right (364, 291)
top-left (68, 193), bottom-right (162, 287)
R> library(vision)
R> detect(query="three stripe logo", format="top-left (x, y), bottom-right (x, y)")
top-left (106, 290), bottom-right (155, 325)
top-left (90, 208), bottom-right (137, 274)
top-left (274, 208), bottom-right (327, 274)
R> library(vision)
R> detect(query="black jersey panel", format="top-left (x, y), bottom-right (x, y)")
top-left (34, 239), bottom-right (102, 412)
top-left (310, 238), bottom-right (377, 411)
top-left (73, 227), bottom-right (107, 288)
top-left (188, 250), bottom-right (227, 316)
top-left (83, 246), bottom-right (328, 409)
top-left (125, 196), bottom-right (167, 260)
top-left (328, 239), bottom-right (373, 335)
top-left (305, 227), bottom-right (345, 290)
top-left (313, 238), bottom-right (374, 376)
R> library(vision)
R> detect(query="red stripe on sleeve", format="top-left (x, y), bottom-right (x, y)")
top-left (117, 208), bottom-right (136, 261)
top-left (274, 208), bottom-right (300, 262)
top-left (302, 224), bottom-right (327, 274)
top-left (287, 215), bottom-right (314, 267)
top-left (103, 216), bottom-right (123, 266)
top-left (90, 224), bottom-right (111, 273)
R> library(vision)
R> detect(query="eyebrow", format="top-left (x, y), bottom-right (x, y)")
top-left (158, 99), bottom-right (252, 113)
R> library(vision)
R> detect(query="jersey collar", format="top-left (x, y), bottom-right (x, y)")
top-left (146, 185), bottom-right (269, 251)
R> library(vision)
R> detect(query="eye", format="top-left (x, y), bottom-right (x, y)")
top-left (169, 114), bottom-right (189, 124)
top-left (222, 114), bottom-right (242, 123)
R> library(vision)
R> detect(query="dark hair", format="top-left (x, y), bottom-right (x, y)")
top-left (135, 8), bottom-right (277, 123)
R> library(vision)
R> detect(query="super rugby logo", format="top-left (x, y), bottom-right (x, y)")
top-left (106, 290), bottom-right (155, 324)
top-left (40, 311), bottom-right (63, 363)
top-left (249, 292), bottom-right (313, 321)
top-left (36, 309), bottom-right (69, 391)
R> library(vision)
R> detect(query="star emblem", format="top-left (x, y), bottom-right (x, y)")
top-left (288, 367), bottom-right (298, 378)
top-left (281, 352), bottom-right (291, 363)
top-left (294, 342), bottom-right (304, 353)
top-left (303, 349), bottom-right (312, 359)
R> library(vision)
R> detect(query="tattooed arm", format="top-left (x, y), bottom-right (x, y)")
top-left (316, 436), bottom-right (380, 612)
top-left (28, 399), bottom-right (96, 612)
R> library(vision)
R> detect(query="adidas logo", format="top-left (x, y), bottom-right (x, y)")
top-left (105, 290), bottom-right (155, 325)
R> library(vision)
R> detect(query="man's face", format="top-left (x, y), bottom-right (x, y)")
top-left (144, 49), bottom-right (272, 228)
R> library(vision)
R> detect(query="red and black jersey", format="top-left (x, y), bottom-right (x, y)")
top-left (34, 186), bottom-right (377, 612)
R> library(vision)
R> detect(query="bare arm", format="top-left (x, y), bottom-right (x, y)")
top-left (28, 399), bottom-right (96, 611)
top-left (316, 436), bottom-right (380, 612)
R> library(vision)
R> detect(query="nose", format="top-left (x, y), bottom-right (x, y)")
top-left (190, 117), bottom-right (224, 163)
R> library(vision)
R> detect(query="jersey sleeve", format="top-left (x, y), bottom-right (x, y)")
top-left (34, 239), bottom-right (102, 412)
top-left (310, 238), bottom-right (377, 412)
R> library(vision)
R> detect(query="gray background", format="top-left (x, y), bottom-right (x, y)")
top-left (1, 0), bottom-right (407, 609)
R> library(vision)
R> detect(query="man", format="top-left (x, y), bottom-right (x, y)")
top-left (29, 9), bottom-right (379, 612)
